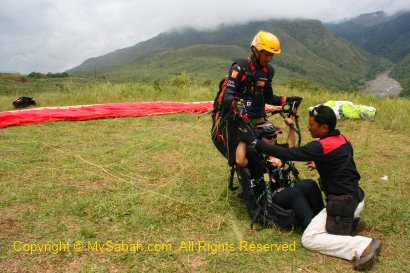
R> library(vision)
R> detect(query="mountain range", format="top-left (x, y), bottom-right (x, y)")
top-left (68, 16), bottom-right (402, 92)
top-left (326, 11), bottom-right (410, 64)
top-left (326, 10), bottom-right (410, 96)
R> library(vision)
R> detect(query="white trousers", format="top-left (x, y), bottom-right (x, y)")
top-left (301, 200), bottom-right (372, 260)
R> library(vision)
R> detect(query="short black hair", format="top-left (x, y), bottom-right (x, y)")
top-left (309, 105), bottom-right (336, 131)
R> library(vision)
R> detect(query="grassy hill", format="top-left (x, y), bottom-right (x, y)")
top-left (68, 19), bottom-right (391, 91)
top-left (390, 53), bottom-right (410, 97)
top-left (0, 78), bottom-right (409, 271)
top-left (326, 11), bottom-right (410, 64)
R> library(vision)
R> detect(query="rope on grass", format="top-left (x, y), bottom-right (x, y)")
top-left (41, 141), bottom-right (222, 209)
top-left (2, 117), bottom-right (225, 209)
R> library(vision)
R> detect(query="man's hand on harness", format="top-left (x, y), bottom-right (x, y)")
top-left (238, 125), bottom-right (257, 146)
top-left (233, 99), bottom-right (245, 114)
top-left (306, 161), bottom-right (316, 171)
top-left (283, 117), bottom-right (295, 129)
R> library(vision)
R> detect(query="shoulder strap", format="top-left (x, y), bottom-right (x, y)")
top-left (233, 58), bottom-right (251, 72)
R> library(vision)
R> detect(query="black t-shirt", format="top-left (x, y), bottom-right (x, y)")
top-left (255, 129), bottom-right (364, 201)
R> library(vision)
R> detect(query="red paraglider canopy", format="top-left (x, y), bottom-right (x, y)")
top-left (0, 101), bottom-right (280, 128)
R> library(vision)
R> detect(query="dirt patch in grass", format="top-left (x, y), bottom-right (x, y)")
top-left (0, 76), bottom-right (29, 83)
top-left (0, 218), bottom-right (19, 229)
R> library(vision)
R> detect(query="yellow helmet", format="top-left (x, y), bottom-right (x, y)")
top-left (251, 31), bottom-right (281, 54)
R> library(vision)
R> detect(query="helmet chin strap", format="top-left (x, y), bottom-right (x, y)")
top-left (251, 47), bottom-right (260, 67)
top-left (251, 46), bottom-right (262, 67)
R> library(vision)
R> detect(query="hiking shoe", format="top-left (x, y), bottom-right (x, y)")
top-left (353, 217), bottom-right (366, 234)
top-left (353, 239), bottom-right (382, 271)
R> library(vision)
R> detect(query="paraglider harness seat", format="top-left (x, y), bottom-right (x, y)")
top-left (235, 152), bottom-right (301, 229)
top-left (236, 102), bottom-right (302, 229)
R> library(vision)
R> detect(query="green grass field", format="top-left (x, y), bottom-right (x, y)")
top-left (0, 77), bottom-right (409, 272)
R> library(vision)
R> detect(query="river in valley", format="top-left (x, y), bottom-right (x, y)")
top-left (364, 70), bottom-right (402, 96)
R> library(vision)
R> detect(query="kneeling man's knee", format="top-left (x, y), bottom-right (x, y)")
top-left (301, 232), bottom-right (314, 249)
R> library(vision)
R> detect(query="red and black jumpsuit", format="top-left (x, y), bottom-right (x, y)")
top-left (222, 56), bottom-right (286, 120)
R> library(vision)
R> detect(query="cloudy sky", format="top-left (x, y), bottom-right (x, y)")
top-left (1, 0), bottom-right (409, 74)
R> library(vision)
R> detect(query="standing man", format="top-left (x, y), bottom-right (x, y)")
top-left (223, 30), bottom-right (302, 125)
top-left (213, 30), bottom-right (302, 166)
top-left (237, 105), bottom-right (381, 271)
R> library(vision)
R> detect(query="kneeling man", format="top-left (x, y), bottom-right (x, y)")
top-left (238, 105), bottom-right (381, 271)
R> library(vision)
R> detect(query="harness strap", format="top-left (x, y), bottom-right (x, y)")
top-left (228, 165), bottom-right (239, 191)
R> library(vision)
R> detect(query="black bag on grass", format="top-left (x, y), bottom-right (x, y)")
top-left (12, 96), bottom-right (36, 109)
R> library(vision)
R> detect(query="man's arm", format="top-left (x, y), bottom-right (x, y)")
top-left (255, 140), bottom-right (323, 162)
top-left (263, 65), bottom-right (286, 106)
top-left (237, 125), bottom-right (324, 162)
top-left (222, 64), bottom-right (244, 104)
top-left (283, 118), bottom-right (296, 148)
top-left (264, 83), bottom-right (303, 106)
top-left (264, 84), bottom-right (286, 106)
top-left (306, 161), bottom-right (316, 171)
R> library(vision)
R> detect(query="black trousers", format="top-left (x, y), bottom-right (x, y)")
top-left (273, 179), bottom-right (324, 229)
